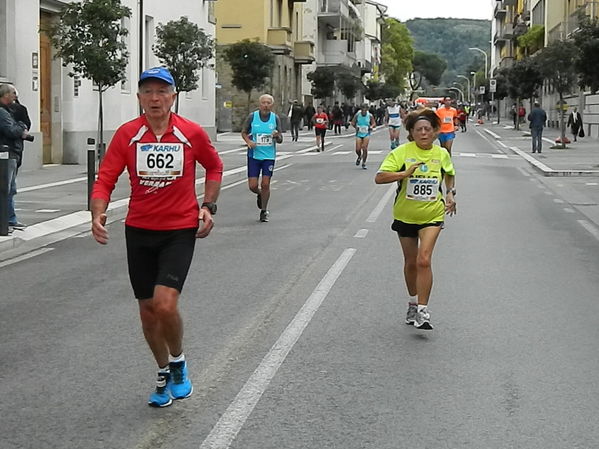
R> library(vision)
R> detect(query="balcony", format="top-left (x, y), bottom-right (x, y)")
top-left (267, 27), bottom-right (292, 54)
top-left (294, 41), bottom-right (315, 64)
top-left (320, 38), bottom-right (356, 66)
top-left (494, 3), bottom-right (507, 18)
top-left (318, 0), bottom-right (350, 28)
top-left (503, 0), bottom-right (517, 6)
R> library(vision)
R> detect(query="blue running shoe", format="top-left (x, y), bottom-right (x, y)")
top-left (148, 373), bottom-right (173, 408)
top-left (390, 141), bottom-right (397, 149)
top-left (169, 360), bottom-right (193, 400)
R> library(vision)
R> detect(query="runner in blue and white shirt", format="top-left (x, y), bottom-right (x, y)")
top-left (350, 103), bottom-right (377, 170)
top-left (385, 98), bottom-right (406, 149)
top-left (241, 94), bottom-right (283, 222)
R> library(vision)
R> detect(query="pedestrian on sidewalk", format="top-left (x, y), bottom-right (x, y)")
top-left (375, 108), bottom-right (456, 330)
top-left (567, 107), bottom-right (584, 142)
top-left (289, 100), bottom-right (304, 142)
top-left (0, 83), bottom-right (31, 232)
top-left (241, 93), bottom-right (283, 222)
top-left (90, 67), bottom-right (224, 408)
top-left (528, 101), bottom-right (547, 153)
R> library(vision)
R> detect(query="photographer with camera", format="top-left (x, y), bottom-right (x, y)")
top-left (0, 83), bottom-right (31, 231)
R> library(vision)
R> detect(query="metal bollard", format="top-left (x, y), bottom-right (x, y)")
top-left (87, 138), bottom-right (95, 211)
top-left (0, 147), bottom-right (9, 236)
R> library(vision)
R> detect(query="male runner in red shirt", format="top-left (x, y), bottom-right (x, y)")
top-left (91, 67), bottom-right (223, 407)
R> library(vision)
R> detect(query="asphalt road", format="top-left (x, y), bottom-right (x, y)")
top-left (1, 126), bottom-right (599, 449)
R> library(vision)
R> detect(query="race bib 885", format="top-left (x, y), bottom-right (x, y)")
top-left (406, 177), bottom-right (439, 202)
top-left (137, 142), bottom-right (184, 178)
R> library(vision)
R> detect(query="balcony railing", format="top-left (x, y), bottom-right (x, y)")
top-left (267, 28), bottom-right (292, 54)
top-left (294, 41), bottom-right (315, 64)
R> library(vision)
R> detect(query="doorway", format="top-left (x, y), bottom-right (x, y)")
top-left (39, 12), bottom-right (53, 164)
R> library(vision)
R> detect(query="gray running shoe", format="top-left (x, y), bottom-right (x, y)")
top-left (405, 303), bottom-right (417, 325)
top-left (260, 210), bottom-right (269, 222)
top-left (355, 156), bottom-right (361, 166)
top-left (256, 192), bottom-right (262, 209)
top-left (414, 307), bottom-right (433, 330)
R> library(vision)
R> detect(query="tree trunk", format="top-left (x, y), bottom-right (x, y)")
top-left (175, 93), bottom-right (180, 114)
top-left (515, 97), bottom-right (520, 131)
top-left (247, 90), bottom-right (252, 117)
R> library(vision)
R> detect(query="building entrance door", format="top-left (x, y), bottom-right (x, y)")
top-left (40, 12), bottom-right (53, 164)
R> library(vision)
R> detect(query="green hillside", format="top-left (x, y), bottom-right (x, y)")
top-left (405, 18), bottom-right (492, 86)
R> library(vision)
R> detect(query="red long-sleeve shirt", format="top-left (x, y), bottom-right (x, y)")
top-left (92, 113), bottom-right (223, 231)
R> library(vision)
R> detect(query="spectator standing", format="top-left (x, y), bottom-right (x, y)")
top-left (528, 101), bottom-right (547, 153)
top-left (567, 107), bottom-right (583, 142)
top-left (0, 84), bottom-right (30, 231)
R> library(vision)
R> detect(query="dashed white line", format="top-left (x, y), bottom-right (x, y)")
top-left (199, 248), bottom-right (357, 449)
top-left (354, 229), bottom-right (368, 238)
top-left (578, 220), bottom-right (599, 241)
top-left (366, 184), bottom-right (396, 223)
top-left (563, 208), bottom-right (575, 213)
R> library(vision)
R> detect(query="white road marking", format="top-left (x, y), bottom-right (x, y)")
top-left (578, 220), bottom-right (599, 241)
top-left (553, 198), bottom-right (565, 204)
top-left (36, 209), bottom-right (61, 213)
top-left (458, 153), bottom-right (477, 157)
top-left (354, 229), bottom-right (368, 238)
top-left (333, 151), bottom-right (352, 155)
top-left (218, 146), bottom-right (247, 155)
top-left (586, 182), bottom-right (598, 186)
top-left (563, 208), bottom-right (575, 213)
top-left (366, 184), bottom-right (396, 223)
top-left (491, 154), bottom-right (509, 159)
top-left (19, 177), bottom-right (87, 193)
top-left (199, 248), bottom-right (357, 449)
top-left (0, 248), bottom-right (54, 268)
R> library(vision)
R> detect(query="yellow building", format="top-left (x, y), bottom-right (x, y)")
top-left (215, 0), bottom-right (313, 131)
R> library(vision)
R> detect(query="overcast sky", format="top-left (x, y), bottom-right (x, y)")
top-left (376, 0), bottom-right (494, 22)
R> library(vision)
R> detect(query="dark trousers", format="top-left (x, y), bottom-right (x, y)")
top-left (531, 127), bottom-right (543, 152)
top-left (290, 121), bottom-right (301, 141)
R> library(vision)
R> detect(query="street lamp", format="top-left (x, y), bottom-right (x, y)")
top-left (457, 75), bottom-right (471, 103)
top-left (449, 86), bottom-right (464, 103)
top-left (469, 47), bottom-right (488, 79)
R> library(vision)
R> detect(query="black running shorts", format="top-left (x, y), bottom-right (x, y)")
top-left (125, 225), bottom-right (197, 300)
top-left (391, 220), bottom-right (443, 238)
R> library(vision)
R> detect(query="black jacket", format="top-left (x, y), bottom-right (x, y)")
top-left (0, 104), bottom-right (26, 162)
top-left (9, 101), bottom-right (31, 130)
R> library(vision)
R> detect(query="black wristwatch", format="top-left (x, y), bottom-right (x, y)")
top-left (201, 202), bottom-right (217, 214)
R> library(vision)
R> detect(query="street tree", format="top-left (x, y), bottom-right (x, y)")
top-left (364, 80), bottom-right (400, 102)
top-left (381, 18), bottom-right (414, 91)
top-left (413, 51), bottom-right (447, 86)
top-left (154, 16), bottom-right (214, 113)
top-left (335, 68), bottom-right (363, 102)
top-left (536, 39), bottom-right (579, 148)
top-left (572, 14), bottom-right (599, 94)
top-left (223, 39), bottom-right (274, 114)
top-left (307, 67), bottom-right (336, 100)
top-left (503, 58), bottom-right (543, 130)
top-left (48, 0), bottom-right (130, 155)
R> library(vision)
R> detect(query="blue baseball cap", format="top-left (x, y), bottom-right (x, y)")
top-left (138, 67), bottom-right (175, 87)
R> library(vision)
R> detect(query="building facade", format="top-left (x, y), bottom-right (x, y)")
top-left (0, 0), bottom-right (217, 169)
top-left (491, 0), bottom-right (599, 137)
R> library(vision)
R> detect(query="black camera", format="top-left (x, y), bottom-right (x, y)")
top-left (23, 134), bottom-right (34, 142)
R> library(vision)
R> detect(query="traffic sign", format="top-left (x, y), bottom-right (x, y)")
top-left (489, 78), bottom-right (497, 93)
top-left (479, 86), bottom-right (486, 95)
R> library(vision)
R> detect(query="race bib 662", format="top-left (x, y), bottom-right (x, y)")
top-left (137, 143), bottom-right (184, 178)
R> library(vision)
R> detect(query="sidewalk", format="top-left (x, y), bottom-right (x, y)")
top-left (481, 121), bottom-right (599, 177)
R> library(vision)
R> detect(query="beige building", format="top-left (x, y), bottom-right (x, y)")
top-left (215, 0), bottom-right (386, 131)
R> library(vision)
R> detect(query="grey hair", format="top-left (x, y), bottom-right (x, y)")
top-left (259, 94), bottom-right (274, 103)
top-left (0, 83), bottom-right (16, 98)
